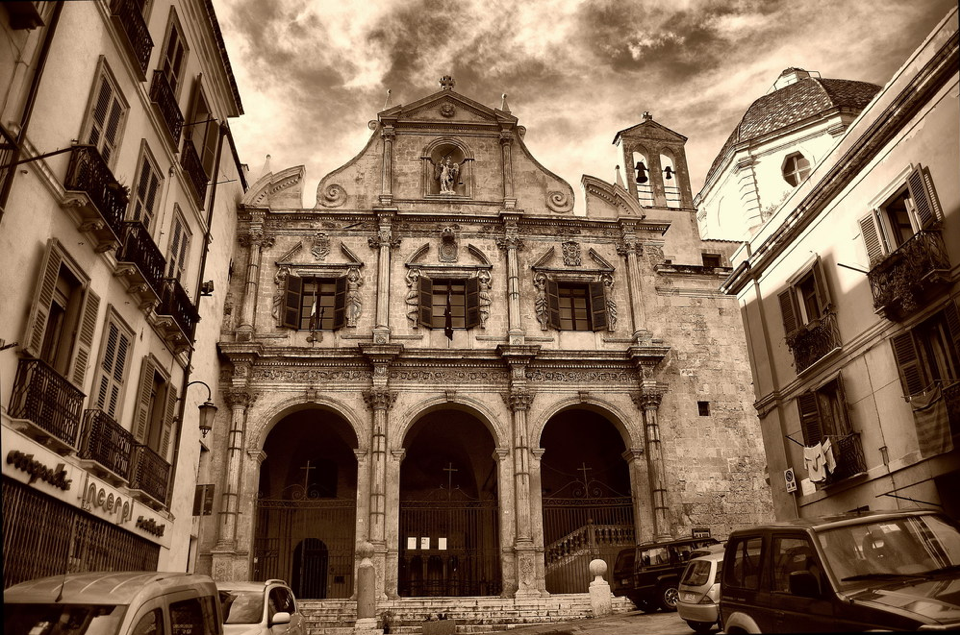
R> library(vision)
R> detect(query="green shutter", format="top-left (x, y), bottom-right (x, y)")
top-left (890, 332), bottom-right (926, 397)
top-left (418, 275), bottom-right (433, 328)
top-left (70, 286), bottom-right (101, 390)
top-left (465, 277), bottom-right (480, 329)
top-left (546, 278), bottom-right (560, 329)
top-left (332, 276), bottom-right (347, 329)
top-left (23, 240), bottom-right (65, 358)
top-left (282, 276), bottom-right (302, 329)
top-left (778, 289), bottom-right (799, 337)
top-left (589, 281), bottom-right (608, 331)
top-left (797, 392), bottom-right (822, 446)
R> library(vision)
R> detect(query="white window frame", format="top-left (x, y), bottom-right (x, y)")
top-left (160, 9), bottom-right (188, 99)
top-left (166, 205), bottom-right (191, 281)
top-left (91, 307), bottom-right (135, 420)
top-left (129, 141), bottom-right (163, 232)
top-left (81, 58), bottom-right (129, 169)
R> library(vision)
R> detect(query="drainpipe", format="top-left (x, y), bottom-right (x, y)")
top-left (0, 1), bottom-right (64, 225)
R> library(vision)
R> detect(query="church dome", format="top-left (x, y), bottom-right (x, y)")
top-left (703, 72), bottom-right (881, 186)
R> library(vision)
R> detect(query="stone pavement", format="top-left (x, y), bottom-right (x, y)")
top-left (487, 610), bottom-right (716, 635)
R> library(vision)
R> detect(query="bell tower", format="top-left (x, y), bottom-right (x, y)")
top-left (614, 112), bottom-right (694, 210)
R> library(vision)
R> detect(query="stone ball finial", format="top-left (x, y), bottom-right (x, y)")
top-left (589, 558), bottom-right (608, 580)
top-left (358, 540), bottom-right (375, 560)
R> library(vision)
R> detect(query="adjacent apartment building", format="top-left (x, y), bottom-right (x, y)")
top-left (0, 0), bottom-right (246, 585)
top-left (721, 8), bottom-right (959, 520)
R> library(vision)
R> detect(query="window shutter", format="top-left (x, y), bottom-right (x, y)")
top-left (465, 277), bottom-right (480, 329)
top-left (943, 299), bottom-right (960, 363)
top-left (101, 95), bottom-right (124, 166)
top-left (133, 356), bottom-right (157, 442)
top-left (778, 289), bottom-right (799, 337)
top-left (133, 157), bottom-right (161, 230)
top-left (906, 165), bottom-right (940, 228)
top-left (546, 278), bottom-right (560, 329)
top-left (858, 212), bottom-right (885, 265)
top-left (159, 383), bottom-right (178, 459)
top-left (282, 276), bottom-right (302, 329)
top-left (890, 332), bottom-right (926, 397)
top-left (23, 240), bottom-right (64, 358)
top-left (797, 392), bottom-right (822, 446)
top-left (96, 322), bottom-right (131, 418)
top-left (811, 258), bottom-right (832, 316)
top-left (70, 287), bottom-right (101, 390)
top-left (833, 374), bottom-right (851, 436)
top-left (332, 276), bottom-right (348, 329)
top-left (418, 275), bottom-right (433, 328)
top-left (88, 75), bottom-right (113, 150)
top-left (588, 281), bottom-right (608, 331)
top-left (163, 25), bottom-right (186, 96)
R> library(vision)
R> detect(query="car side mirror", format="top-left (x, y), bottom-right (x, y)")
top-left (270, 611), bottom-right (291, 626)
top-left (788, 570), bottom-right (821, 598)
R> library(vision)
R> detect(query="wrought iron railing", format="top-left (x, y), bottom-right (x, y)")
top-left (111, 0), bottom-right (153, 76)
top-left (159, 277), bottom-right (200, 341)
top-left (868, 229), bottom-right (950, 319)
top-left (821, 432), bottom-right (866, 486)
top-left (8, 358), bottom-right (84, 447)
top-left (78, 409), bottom-right (134, 480)
top-left (787, 311), bottom-right (841, 373)
top-left (116, 220), bottom-right (167, 299)
top-left (180, 138), bottom-right (208, 206)
top-left (129, 444), bottom-right (170, 504)
top-left (63, 144), bottom-right (128, 239)
top-left (149, 70), bottom-right (184, 146)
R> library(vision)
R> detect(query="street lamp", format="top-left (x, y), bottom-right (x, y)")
top-left (185, 380), bottom-right (218, 438)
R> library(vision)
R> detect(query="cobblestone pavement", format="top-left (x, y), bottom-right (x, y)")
top-left (488, 610), bottom-right (717, 635)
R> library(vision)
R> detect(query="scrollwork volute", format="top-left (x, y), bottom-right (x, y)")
top-left (631, 390), bottom-right (664, 411)
top-left (503, 390), bottom-right (535, 412)
top-left (546, 190), bottom-right (574, 214)
top-left (363, 389), bottom-right (397, 411)
top-left (223, 389), bottom-right (258, 410)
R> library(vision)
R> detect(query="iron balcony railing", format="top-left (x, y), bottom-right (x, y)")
top-left (111, 0), bottom-right (153, 77)
top-left (868, 228), bottom-right (950, 320)
top-left (788, 311), bottom-right (841, 374)
top-left (8, 358), bottom-right (84, 448)
top-left (149, 70), bottom-right (184, 146)
top-left (180, 138), bottom-right (208, 207)
top-left (78, 409), bottom-right (134, 481)
top-left (821, 432), bottom-right (866, 486)
top-left (116, 220), bottom-right (167, 299)
top-left (63, 144), bottom-right (128, 239)
top-left (159, 277), bottom-right (200, 341)
top-left (129, 444), bottom-right (170, 504)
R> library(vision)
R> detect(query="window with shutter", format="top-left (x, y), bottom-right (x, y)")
top-left (465, 277), bottom-right (480, 329)
top-left (797, 377), bottom-right (851, 446)
top-left (332, 276), bottom-right (347, 329)
top-left (131, 148), bottom-right (162, 231)
top-left (93, 314), bottom-right (134, 419)
top-left (280, 277), bottom-right (350, 331)
top-left (546, 278), bottom-right (561, 329)
top-left (863, 164), bottom-right (944, 266)
top-left (418, 275), bottom-right (433, 328)
top-left (186, 79), bottom-right (218, 176)
top-left (797, 392), bottom-right (822, 446)
top-left (891, 332), bottom-right (926, 398)
top-left (161, 15), bottom-right (187, 98)
top-left (166, 208), bottom-right (190, 280)
top-left (133, 356), bottom-right (158, 443)
top-left (132, 355), bottom-right (174, 456)
top-left (85, 65), bottom-right (127, 167)
top-left (282, 276), bottom-right (303, 328)
top-left (589, 281), bottom-right (608, 331)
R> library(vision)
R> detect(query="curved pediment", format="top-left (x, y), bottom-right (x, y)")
top-left (242, 165), bottom-right (305, 208)
top-left (581, 174), bottom-right (646, 219)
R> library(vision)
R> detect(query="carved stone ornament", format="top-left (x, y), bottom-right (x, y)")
top-left (404, 268), bottom-right (420, 328)
top-left (363, 389), bottom-right (397, 411)
top-left (439, 226), bottom-right (458, 262)
top-left (603, 273), bottom-right (617, 332)
top-left (272, 266), bottom-right (289, 325)
top-left (478, 269), bottom-right (492, 329)
top-left (495, 236), bottom-right (525, 252)
top-left (223, 389), bottom-right (258, 409)
top-left (616, 239), bottom-right (642, 257)
top-left (546, 190), bottom-right (574, 214)
top-left (346, 267), bottom-right (363, 327)
top-left (311, 233), bottom-right (331, 261)
top-left (239, 230), bottom-right (275, 249)
top-left (368, 230), bottom-right (401, 251)
top-left (534, 272), bottom-right (549, 331)
top-left (440, 102), bottom-right (456, 118)
top-left (503, 390), bottom-right (535, 412)
top-left (561, 240), bottom-right (582, 266)
top-left (631, 390), bottom-right (665, 411)
top-left (646, 244), bottom-right (665, 266)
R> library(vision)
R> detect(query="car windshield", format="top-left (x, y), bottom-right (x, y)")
top-left (4, 604), bottom-right (124, 635)
top-left (817, 514), bottom-right (960, 590)
top-left (219, 590), bottom-right (263, 624)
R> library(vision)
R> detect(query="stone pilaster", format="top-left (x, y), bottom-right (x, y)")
top-left (496, 215), bottom-right (526, 345)
top-left (493, 446), bottom-right (517, 596)
top-left (529, 447), bottom-right (548, 596)
top-left (385, 448), bottom-right (406, 599)
top-left (621, 447), bottom-right (649, 543)
top-left (236, 219), bottom-right (274, 341)
top-left (617, 223), bottom-right (648, 342)
top-left (368, 213), bottom-right (400, 344)
top-left (379, 125), bottom-right (396, 206)
top-left (499, 130), bottom-right (516, 207)
top-left (632, 390), bottom-right (670, 539)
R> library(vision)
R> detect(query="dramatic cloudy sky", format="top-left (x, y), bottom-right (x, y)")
top-left (216, 0), bottom-right (955, 212)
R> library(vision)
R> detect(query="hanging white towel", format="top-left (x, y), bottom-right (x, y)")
top-left (822, 438), bottom-right (836, 474)
top-left (804, 443), bottom-right (826, 483)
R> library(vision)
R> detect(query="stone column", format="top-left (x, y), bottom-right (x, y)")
top-left (504, 388), bottom-right (537, 596)
top-left (647, 151), bottom-right (666, 208)
top-left (368, 213), bottom-right (399, 344)
top-left (499, 130), bottom-right (516, 207)
top-left (494, 447), bottom-right (516, 596)
top-left (529, 447), bottom-right (547, 595)
top-left (236, 223), bottom-right (274, 341)
top-left (379, 125), bottom-right (396, 206)
top-left (617, 224), bottom-right (648, 342)
top-left (354, 448), bottom-right (372, 578)
top-left (385, 448), bottom-right (405, 598)
top-left (632, 391), bottom-right (670, 539)
top-left (622, 447), bottom-right (649, 544)
top-left (496, 215), bottom-right (525, 346)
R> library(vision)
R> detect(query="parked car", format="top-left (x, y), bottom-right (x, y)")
top-left (613, 536), bottom-right (721, 612)
top-left (216, 579), bottom-right (305, 635)
top-left (721, 509), bottom-right (960, 633)
top-left (677, 551), bottom-right (725, 633)
top-left (4, 571), bottom-right (222, 635)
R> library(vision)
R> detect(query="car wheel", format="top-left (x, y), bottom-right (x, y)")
top-left (657, 584), bottom-right (679, 612)
top-left (632, 597), bottom-right (655, 613)
top-left (686, 620), bottom-right (714, 634)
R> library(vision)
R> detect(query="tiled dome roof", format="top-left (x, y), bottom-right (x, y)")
top-left (704, 77), bottom-right (881, 186)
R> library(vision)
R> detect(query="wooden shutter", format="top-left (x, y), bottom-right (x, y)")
top-left (162, 23), bottom-right (186, 96)
top-left (858, 212), bottom-right (885, 265)
top-left (465, 277), bottom-right (480, 328)
top-left (23, 240), bottom-right (64, 358)
top-left (589, 281), bottom-right (608, 331)
top-left (282, 276), bottom-right (302, 328)
top-left (906, 165), bottom-right (940, 228)
top-left (943, 300), bottom-right (960, 364)
top-left (797, 392), bottom-right (822, 446)
top-left (88, 73), bottom-right (125, 166)
top-left (69, 287), bottom-right (101, 390)
top-left (159, 382), bottom-right (178, 459)
top-left (811, 258), bottom-right (832, 316)
top-left (134, 156), bottom-right (161, 230)
top-left (778, 288), bottom-right (799, 337)
top-left (891, 332), bottom-right (926, 397)
top-left (96, 321), bottom-right (131, 418)
top-left (332, 276), bottom-right (348, 329)
top-left (167, 213), bottom-right (189, 279)
top-left (546, 278), bottom-right (561, 329)
top-left (418, 275), bottom-right (433, 328)
top-left (133, 356), bottom-right (157, 442)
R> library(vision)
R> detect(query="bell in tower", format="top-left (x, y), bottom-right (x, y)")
top-left (613, 112), bottom-right (693, 210)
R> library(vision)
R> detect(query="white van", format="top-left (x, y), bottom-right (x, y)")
top-left (4, 571), bottom-right (223, 635)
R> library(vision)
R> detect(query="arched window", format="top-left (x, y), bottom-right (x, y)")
top-left (782, 153), bottom-right (811, 186)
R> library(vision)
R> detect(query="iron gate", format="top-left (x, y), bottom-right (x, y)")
top-left (253, 494), bottom-right (356, 599)
top-left (398, 496), bottom-right (501, 596)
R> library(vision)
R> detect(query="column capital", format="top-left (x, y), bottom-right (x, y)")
top-left (632, 390), bottom-right (665, 411)
top-left (499, 130), bottom-right (515, 145)
top-left (239, 230), bottom-right (274, 249)
top-left (223, 389), bottom-right (257, 409)
top-left (616, 238), bottom-right (642, 256)
top-left (354, 448), bottom-right (370, 463)
top-left (381, 124), bottom-right (396, 140)
top-left (493, 447), bottom-right (510, 461)
top-left (363, 389), bottom-right (397, 411)
top-left (495, 235), bottom-right (525, 252)
top-left (622, 447), bottom-right (644, 462)
top-left (503, 389), bottom-right (535, 412)
top-left (390, 448), bottom-right (406, 462)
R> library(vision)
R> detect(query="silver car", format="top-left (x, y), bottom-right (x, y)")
top-left (677, 551), bottom-right (724, 634)
top-left (216, 579), bottom-right (305, 635)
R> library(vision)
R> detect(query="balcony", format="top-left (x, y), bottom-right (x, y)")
top-left (78, 409), bottom-right (134, 485)
top-left (786, 311), bottom-right (841, 374)
top-left (7, 358), bottom-right (84, 453)
top-left (150, 70), bottom-right (184, 147)
top-left (129, 443), bottom-right (170, 507)
top-left (868, 228), bottom-right (951, 321)
top-left (180, 138), bottom-right (208, 207)
top-left (115, 220), bottom-right (166, 310)
top-left (110, 0), bottom-right (153, 80)
top-left (819, 432), bottom-right (866, 488)
top-left (61, 145), bottom-right (128, 252)
top-left (154, 277), bottom-right (199, 353)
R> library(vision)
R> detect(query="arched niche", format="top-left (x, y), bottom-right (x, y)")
top-left (422, 138), bottom-right (474, 198)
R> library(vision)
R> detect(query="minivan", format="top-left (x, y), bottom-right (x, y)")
top-left (4, 571), bottom-right (223, 635)
top-left (613, 536), bottom-right (721, 612)
top-left (720, 510), bottom-right (960, 633)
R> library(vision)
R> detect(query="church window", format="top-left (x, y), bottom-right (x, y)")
top-left (546, 279), bottom-right (608, 332)
top-left (859, 165), bottom-right (943, 266)
top-left (418, 276), bottom-right (480, 330)
top-left (282, 276), bottom-right (347, 331)
top-left (782, 153), bottom-right (811, 187)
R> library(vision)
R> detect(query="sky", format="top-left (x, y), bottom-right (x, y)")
top-left (215, 0), bottom-right (956, 214)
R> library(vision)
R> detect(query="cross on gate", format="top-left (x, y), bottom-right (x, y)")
top-left (578, 462), bottom-right (592, 486)
top-left (300, 460), bottom-right (315, 491)
top-left (444, 462), bottom-right (458, 499)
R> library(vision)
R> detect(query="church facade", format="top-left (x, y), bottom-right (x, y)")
top-left (199, 77), bottom-right (772, 602)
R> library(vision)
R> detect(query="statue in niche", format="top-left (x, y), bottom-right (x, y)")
top-left (435, 155), bottom-right (460, 194)
top-left (272, 267), bottom-right (288, 325)
top-left (405, 268), bottom-right (421, 328)
top-left (347, 268), bottom-right (363, 327)
top-left (534, 272), bottom-right (549, 330)
top-left (478, 269), bottom-right (492, 328)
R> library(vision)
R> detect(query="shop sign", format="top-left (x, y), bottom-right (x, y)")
top-left (136, 516), bottom-right (166, 537)
top-left (6, 450), bottom-right (71, 490)
top-left (692, 527), bottom-right (711, 539)
top-left (82, 477), bottom-right (133, 525)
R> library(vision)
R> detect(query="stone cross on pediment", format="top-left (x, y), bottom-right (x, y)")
top-left (439, 75), bottom-right (455, 90)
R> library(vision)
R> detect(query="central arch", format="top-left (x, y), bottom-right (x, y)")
top-left (398, 408), bottom-right (501, 596)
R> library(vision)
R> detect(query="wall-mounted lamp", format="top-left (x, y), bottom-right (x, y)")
top-left (183, 380), bottom-right (218, 437)
top-left (200, 280), bottom-right (215, 296)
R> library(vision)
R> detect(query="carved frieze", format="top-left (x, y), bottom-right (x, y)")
top-left (387, 368), bottom-right (509, 383)
top-left (525, 369), bottom-right (636, 383)
top-left (251, 367), bottom-right (368, 382)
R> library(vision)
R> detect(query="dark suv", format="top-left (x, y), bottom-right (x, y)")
top-left (721, 510), bottom-right (960, 632)
top-left (613, 536), bottom-right (721, 612)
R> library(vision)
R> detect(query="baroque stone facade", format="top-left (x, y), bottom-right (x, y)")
top-left (199, 77), bottom-right (772, 603)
